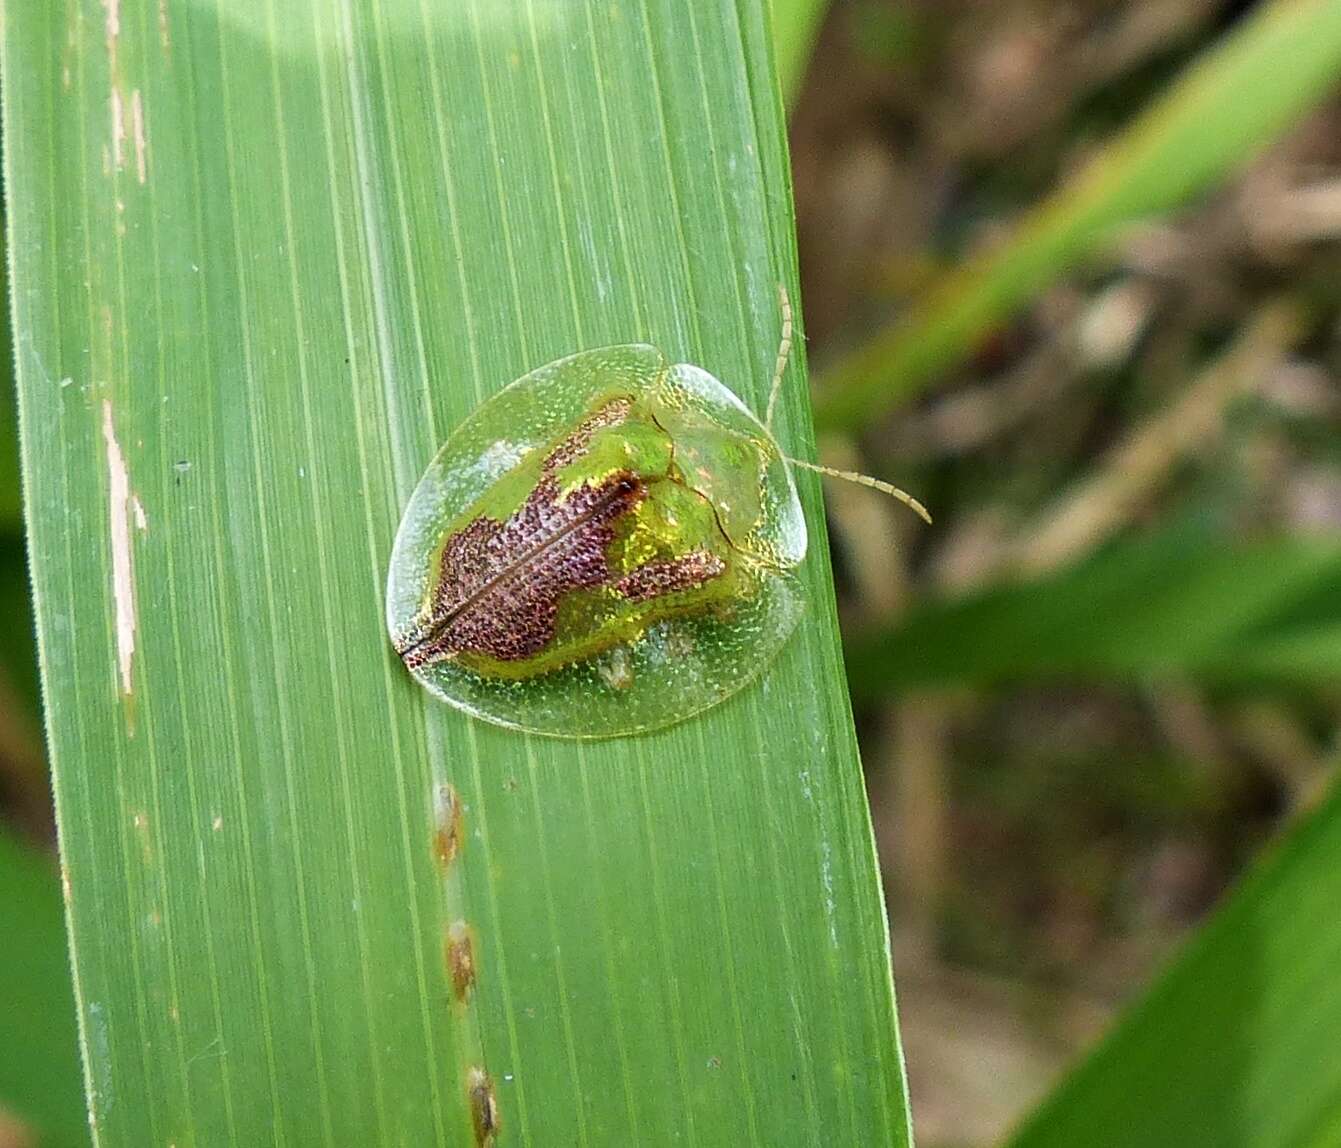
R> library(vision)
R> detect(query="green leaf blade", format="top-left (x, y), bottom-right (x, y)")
top-left (1009, 781), bottom-right (1341, 1148)
top-left (3, 1), bottom-right (911, 1144)
top-left (846, 533), bottom-right (1341, 695)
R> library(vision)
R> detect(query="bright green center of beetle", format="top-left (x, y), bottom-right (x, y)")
top-left (393, 387), bottom-right (769, 681)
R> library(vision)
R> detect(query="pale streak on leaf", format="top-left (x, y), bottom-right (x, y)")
top-left (109, 86), bottom-right (125, 171)
top-left (131, 89), bottom-right (147, 185)
top-left (101, 400), bottom-right (137, 696)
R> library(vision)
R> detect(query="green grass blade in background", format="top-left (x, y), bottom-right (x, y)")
top-left (771, 0), bottom-right (831, 107)
top-left (0, 827), bottom-right (83, 1148)
top-left (1008, 777), bottom-right (1341, 1148)
top-left (2, 1), bottom-right (911, 1144)
top-left (813, 0), bottom-right (1341, 429)
top-left (845, 532), bottom-right (1341, 695)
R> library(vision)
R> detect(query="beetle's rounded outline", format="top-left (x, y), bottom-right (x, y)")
top-left (386, 341), bottom-right (810, 739)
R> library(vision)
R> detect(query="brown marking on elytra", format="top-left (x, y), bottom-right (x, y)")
top-left (538, 396), bottom-right (633, 476)
top-left (445, 921), bottom-right (477, 1003)
top-left (615, 549), bottom-right (726, 602)
top-left (158, 0), bottom-right (171, 52)
top-left (467, 1067), bottom-right (500, 1145)
top-left (395, 400), bottom-right (651, 670)
top-left (396, 470), bottom-right (644, 668)
top-left (433, 784), bottom-right (463, 867)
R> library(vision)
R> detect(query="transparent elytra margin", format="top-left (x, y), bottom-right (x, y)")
top-left (385, 344), bottom-right (808, 739)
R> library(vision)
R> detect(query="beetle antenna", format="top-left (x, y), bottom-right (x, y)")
top-left (764, 283), bottom-right (793, 434)
top-left (784, 457), bottom-right (933, 525)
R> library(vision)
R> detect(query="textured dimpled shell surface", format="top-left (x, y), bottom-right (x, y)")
top-left (386, 344), bottom-right (807, 738)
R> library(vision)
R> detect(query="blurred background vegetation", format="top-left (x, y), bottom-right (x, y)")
top-left (3, 0), bottom-right (1341, 1145)
top-left (787, 1), bottom-right (1341, 1143)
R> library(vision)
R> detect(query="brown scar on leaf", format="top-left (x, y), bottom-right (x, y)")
top-left (433, 784), bottom-right (463, 868)
top-left (445, 921), bottom-right (477, 1003)
top-left (467, 1067), bottom-right (500, 1145)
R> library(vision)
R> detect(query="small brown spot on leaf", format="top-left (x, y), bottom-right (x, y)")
top-left (467, 1067), bottom-right (500, 1145)
top-left (0, 1105), bottom-right (37, 1148)
top-left (445, 921), bottom-right (476, 1004)
top-left (433, 784), bottom-right (463, 868)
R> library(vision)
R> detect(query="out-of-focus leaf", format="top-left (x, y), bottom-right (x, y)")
top-left (845, 533), bottom-right (1341, 694)
top-left (771, 0), bottom-right (830, 106)
top-left (1008, 776), bottom-right (1341, 1147)
top-left (813, 0), bottom-right (1341, 429)
top-left (0, 826), bottom-right (83, 1148)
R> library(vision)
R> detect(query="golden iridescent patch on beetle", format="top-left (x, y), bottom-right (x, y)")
top-left (386, 293), bottom-right (927, 738)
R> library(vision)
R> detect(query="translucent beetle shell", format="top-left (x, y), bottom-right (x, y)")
top-left (385, 344), bottom-right (807, 738)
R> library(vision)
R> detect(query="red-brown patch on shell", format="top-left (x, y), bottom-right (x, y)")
top-left (615, 549), bottom-right (727, 602)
